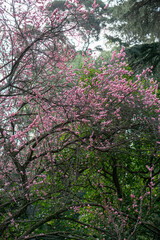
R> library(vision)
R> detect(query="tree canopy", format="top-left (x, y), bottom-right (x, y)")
top-left (105, 0), bottom-right (160, 79)
top-left (0, 0), bottom-right (160, 240)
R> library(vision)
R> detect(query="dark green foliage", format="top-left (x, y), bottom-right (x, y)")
top-left (126, 42), bottom-right (160, 80)
top-left (106, 0), bottom-right (160, 80)
top-left (108, 0), bottom-right (160, 44)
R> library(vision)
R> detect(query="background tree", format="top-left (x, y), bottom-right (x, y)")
top-left (47, 0), bottom-right (109, 50)
top-left (104, 0), bottom-right (160, 80)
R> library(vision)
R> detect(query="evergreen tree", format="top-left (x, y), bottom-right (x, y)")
top-left (106, 0), bottom-right (160, 79)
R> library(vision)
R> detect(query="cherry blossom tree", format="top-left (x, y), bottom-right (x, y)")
top-left (0, 0), bottom-right (160, 239)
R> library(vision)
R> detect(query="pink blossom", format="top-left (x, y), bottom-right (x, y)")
top-left (131, 194), bottom-right (135, 199)
top-left (104, 4), bottom-right (109, 9)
